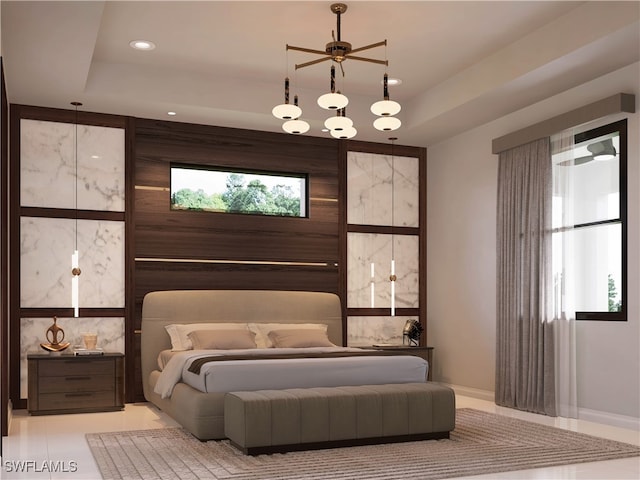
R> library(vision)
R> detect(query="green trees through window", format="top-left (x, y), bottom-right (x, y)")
top-left (170, 167), bottom-right (306, 217)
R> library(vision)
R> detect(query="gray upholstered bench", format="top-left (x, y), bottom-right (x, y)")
top-left (224, 382), bottom-right (455, 455)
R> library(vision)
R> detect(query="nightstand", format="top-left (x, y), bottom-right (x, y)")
top-left (27, 353), bottom-right (124, 415)
top-left (370, 345), bottom-right (434, 381)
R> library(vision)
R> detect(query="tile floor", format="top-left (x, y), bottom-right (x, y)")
top-left (1, 395), bottom-right (639, 479)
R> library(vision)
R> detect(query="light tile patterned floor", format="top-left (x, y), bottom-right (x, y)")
top-left (1, 396), bottom-right (638, 479)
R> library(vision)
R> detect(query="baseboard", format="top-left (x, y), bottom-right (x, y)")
top-left (578, 407), bottom-right (640, 431)
top-left (444, 383), bottom-right (639, 431)
top-left (443, 383), bottom-right (495, 402)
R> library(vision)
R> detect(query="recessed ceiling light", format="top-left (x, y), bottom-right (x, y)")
top-left (129, 40), bottom-right (156, 51)
top-left (167, 111), bottom-right (177, 116)
top-left (385, 78), bottom-right (402, 86)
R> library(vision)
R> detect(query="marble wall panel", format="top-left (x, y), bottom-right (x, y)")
top-left (347, 232), bottom-right (419, 308)
top-left (347, 316), bottom-right (416, 347)
top-left (20, 317), bottom-right (125, 398)
top-left (347, 151), bottom-right (419, 227)
top-left (21, 119), bottom-right (125, 211)
top-left (21, 217), bottom-right (125, 308)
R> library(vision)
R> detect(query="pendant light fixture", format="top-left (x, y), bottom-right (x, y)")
top-left (389, 136), bottom-right (397, 316)
top-left (282, 95), bottom-right (310, 134)
top-left (317, 65), bottom-right (348, 110)
top-left (328, 106), bottom-right (356, 139)
top-left (70, 101), bottom-right (82, 317)
top-left (272, 77), bottom-right (302, 120)
top-left (372, 73), bottom-right (401, 132)
top-left (371, 74), bottom-right (401, 117)
top-left (324, 107), bottom-right (353, 132)
top-left (330, 125), bottom-right (357, 139)
top-left (275, 3), bottom-right (400, 139)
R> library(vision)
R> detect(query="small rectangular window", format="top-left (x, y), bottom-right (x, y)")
top-left (170, 164), bottom-right (308, 218)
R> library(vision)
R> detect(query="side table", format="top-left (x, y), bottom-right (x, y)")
top-left (27, 352), bottom-right (125, 415)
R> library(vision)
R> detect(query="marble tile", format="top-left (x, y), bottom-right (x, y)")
top-left (20, 119), bottom-right (125, 211)
top-left (347, 151), bottom-right (419, 227)
top-left (20, 217), bottom-right (125, 308)
top-left (19, 317), bottom-right (125, 398)
top-left (347, 232), bottom-right (419, 308)
top-left (347, 316), bottom-right (415, 346)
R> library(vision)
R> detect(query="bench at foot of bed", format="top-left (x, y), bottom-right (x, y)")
top-left (224, 382), bottom-right (455, 455)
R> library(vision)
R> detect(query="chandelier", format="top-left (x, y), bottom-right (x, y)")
top-left (272, 3), bottom-right (401, 139)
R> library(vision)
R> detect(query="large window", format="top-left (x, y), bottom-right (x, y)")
top-left (552, 120), bottom-right (627, 320)
top-left (170, 164), bottom-right (308, 218)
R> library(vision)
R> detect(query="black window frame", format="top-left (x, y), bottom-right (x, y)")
top-left (559, 120), bottom-right (627, 321)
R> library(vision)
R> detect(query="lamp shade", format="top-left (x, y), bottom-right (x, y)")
top-left (318, 92), bottom-right (349, 110)
top-left (282, 119), bottom-right (310, 134)
top-left (371, 99), bottom-right (401, 117)
top-left (272, 103), bottom-right (302, 120)
top-left (373, 116), bottom-right (401, 131)
top-left (330, 126), bottom-right (357, 139)
top-left (325, 115), bottom-right (353, 131)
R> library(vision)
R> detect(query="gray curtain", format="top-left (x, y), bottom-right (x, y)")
top-left (496, 137), bottom-right (556, 416)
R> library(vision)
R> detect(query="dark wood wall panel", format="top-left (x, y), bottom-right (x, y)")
top-left (135, 263), bottom-right (339, 318)
top-left (132, 120), bottom-right (340, 401)
top-left (134, 120), bottom-right (339, 265)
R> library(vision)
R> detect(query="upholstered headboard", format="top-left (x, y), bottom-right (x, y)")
top-left (140, 290), bottom-right (343, 400)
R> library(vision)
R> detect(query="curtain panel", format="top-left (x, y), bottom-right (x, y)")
top-left (496, 137), bottom-right (556, 416)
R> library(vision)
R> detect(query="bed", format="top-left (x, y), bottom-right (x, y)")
top-left (141, 290), bottom-right (429, 440)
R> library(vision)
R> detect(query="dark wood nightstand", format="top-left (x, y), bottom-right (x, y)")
top-left (27, 352), bottom-right (124, 415)
top-left (370, 345), bottom-right (434, 381)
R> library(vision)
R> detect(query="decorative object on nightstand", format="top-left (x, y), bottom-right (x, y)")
top-left (39, 316), bottom-right (70, 353)
top-left (74, 332), bottom-right (104, 355)
top-left (402, 318), bottom-right (423, 346)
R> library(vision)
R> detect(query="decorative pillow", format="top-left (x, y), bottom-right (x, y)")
top-left (248, 323), bottom-right (328, 348)
top-left (187, 329), bottom-right (257, 350)
top-left (267, 329), bottom-right (336, 348)
top-left (164, 323), bottom-right (249, 351)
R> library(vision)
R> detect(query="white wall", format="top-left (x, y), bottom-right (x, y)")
top-left (427, 62), bottom-right (640, 423)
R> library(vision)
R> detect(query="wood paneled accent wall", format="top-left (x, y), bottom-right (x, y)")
top-left (132, 119), bottom-right (340, 400)
top-left (10, 105), bottom-right (424, 404)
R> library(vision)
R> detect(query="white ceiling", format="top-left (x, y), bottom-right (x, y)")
top-left (2, 1), bottom-right (639, 147)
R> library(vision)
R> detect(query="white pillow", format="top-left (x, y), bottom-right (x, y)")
top-left (165, 323), bottom-right (249, 351)
top-left (248, 323), bottom-right (328, 348)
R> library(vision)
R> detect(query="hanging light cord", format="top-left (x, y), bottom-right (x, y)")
top-left (389, 137), bottom-right (397, 316)
top-left (70, 102), bottom-right (82, 278)
top-left (74, 104), bottom-right (78, 251)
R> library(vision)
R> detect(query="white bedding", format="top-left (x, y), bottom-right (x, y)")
top-left (154, 347), bottom-right (428, 398)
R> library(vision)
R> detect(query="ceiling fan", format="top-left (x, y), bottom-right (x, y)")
top-left (286, 3), bottom-right (388, 76)
top-left (557, 138), bottom-right (617, 166)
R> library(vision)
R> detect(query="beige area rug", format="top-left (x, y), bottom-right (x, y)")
top-left (86, 408), bottom-right (639, 480)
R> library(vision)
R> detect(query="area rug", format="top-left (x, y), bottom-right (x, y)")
top-left (86, 408), bottom-right (639, 480)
